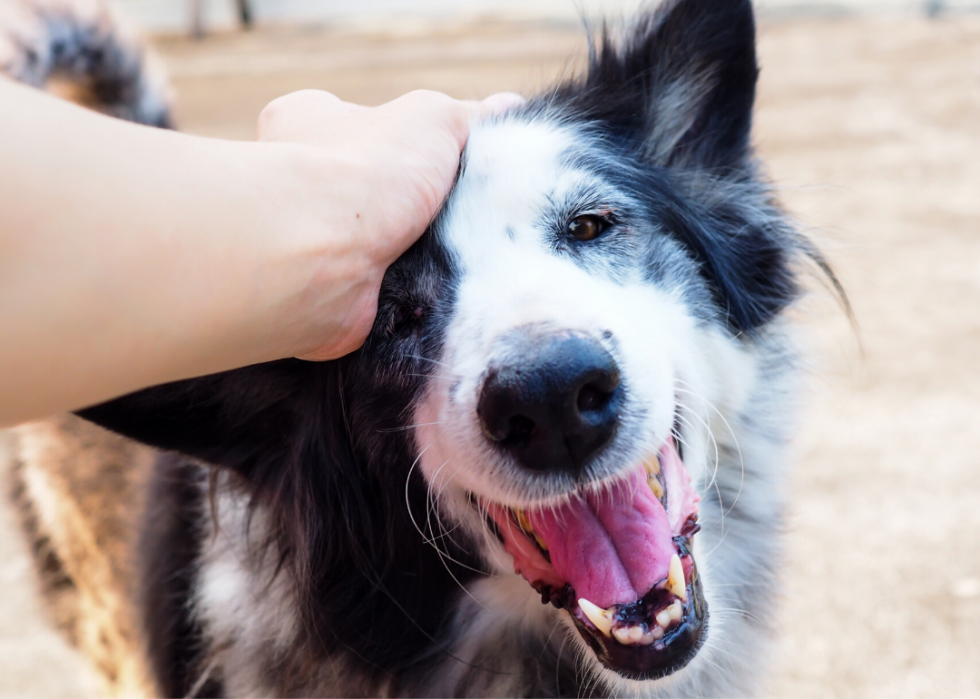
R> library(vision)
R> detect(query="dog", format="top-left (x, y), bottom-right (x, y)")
top-left (6, 0), bottom-right (840, 695)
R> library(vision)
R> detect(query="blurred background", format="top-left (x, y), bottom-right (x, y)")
top-left (1, 0), bottom-right (978, 696)
top-left (107, 0), bottom-right (980, 32)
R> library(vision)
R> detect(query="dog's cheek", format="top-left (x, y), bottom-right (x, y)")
top-left (413, 376), bottom-right (478, 496)
top-left (605, 285), bottom-right (693, 432)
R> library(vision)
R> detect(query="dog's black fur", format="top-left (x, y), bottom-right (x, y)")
top-left (5, 0), bottom-right (839, 694)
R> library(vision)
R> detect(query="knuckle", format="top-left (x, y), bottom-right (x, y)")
top-left (405, 89), bottom-right (455, 113)
top-left (257, 94), bottom-right (291, 132)
top-left (257, 90), bottom-right (336, 134)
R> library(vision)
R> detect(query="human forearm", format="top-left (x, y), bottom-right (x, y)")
top-left (0, 80), bottom-right (519, 427)
top-left (0, 81), bottom-right (339, 424)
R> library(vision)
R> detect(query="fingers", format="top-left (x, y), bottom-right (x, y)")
top-left (472, 92), bottom-right (527, 118)
top-left (251, 87), bottom-right (528, 363)
top-left (256, 89), bottom-right (359, 142)
top-left (376, 89), bottom-right (472, 151)
top-left (257, 88), bottom-right (526, 150)
top-left (379, 89), bottom-right (527, 149)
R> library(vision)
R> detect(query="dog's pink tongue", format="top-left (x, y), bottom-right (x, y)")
top-left (528, 468), bottom-right (675, 608)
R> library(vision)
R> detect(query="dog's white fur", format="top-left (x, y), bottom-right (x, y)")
top-left (4, 0), bottom-right (820, 694)
top-left (183, 117), bottom-right (798, 696)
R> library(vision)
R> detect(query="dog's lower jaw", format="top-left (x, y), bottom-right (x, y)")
top-left (427, 557), bottom-right (713, 698)
top-left (442, 404), bottom-right (787, 699)
top-left (156, 404), bottom-right (781, 699)
top-left (463, 440), bottom-right (707, 684)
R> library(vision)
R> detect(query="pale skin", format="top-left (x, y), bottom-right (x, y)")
top-left (0, 77), bottom-right (523, 427)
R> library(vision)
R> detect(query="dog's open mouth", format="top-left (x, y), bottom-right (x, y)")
top-left (482, 437), bottom-right (705, 680)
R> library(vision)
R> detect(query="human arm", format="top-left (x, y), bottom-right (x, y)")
top-left (0, 79), bottom-right (517, 426)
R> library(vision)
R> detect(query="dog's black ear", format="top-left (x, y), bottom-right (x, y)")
top-left (574, 0), bottom-right (759, 172)
top-left (76, 360), bottom-right (317, 476)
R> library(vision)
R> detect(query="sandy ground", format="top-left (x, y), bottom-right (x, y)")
top-left (1, 13), bottom-right (979, 698)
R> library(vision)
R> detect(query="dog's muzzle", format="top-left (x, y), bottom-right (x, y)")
top-left (471, 328), bottom-right (707, 680)
top-left (477, 331), bottom-right (623, 478)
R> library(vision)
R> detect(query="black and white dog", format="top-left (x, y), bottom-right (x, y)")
top-left (8, 0), bottom-right (836, 695)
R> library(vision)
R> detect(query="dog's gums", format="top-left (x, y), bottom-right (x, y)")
top-left (482, 437), bottom-right (705, 678)
top-left (11, 0), bottom-right (838, 692)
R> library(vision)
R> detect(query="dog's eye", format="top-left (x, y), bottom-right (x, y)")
top-left (567, 215), bottom-right (608, 241)
top-left (389, 304), bottom-right (426, 336)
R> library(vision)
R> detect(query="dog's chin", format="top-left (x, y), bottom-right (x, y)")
top-left (476, 437), bottom-right (707, 680)
top-left (562, 540), bottom-right (707, 681)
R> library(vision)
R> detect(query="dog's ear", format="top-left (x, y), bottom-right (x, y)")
top-left (76, 360), bottom-right (318, 477)
top-left (556, 0), bottom-right (800, 333)
top-left (575, 0), bottom-right (759, 172)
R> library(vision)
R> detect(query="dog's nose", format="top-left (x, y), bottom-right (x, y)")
top-left (477, 333), bottom-right (622, 477)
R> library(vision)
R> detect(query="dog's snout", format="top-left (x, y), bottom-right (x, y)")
top-left (477, 333), bottom-right (622, 477)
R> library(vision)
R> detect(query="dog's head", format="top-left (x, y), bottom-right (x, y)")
top-left (82, 0), bottom-right (814, 690)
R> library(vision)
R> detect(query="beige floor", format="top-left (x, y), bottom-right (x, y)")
top-left (2, 14), bottom-right (979, 697)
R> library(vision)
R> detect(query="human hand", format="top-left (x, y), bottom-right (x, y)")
top-left (0, 79), bottom-right (523, 425)
top-left (254, 89), bottom-right (524, 361)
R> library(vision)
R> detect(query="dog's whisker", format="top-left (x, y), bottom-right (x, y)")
top-left (419, 460), bottom-right (489, 581)
top-left (403, 447), bottom-right (479, 573)
top-left (674, 404), bottom-right (722, 506)
top-left (673, 402), bottom-right (725, 537)
top-left (674, 382), bottom-right (747, 521)
top-left (377, 420), bottom-right (445, 434)
top-left (17, 0), bottom-right (830, 690)
top-left (555, 629), bottom-right (571, 695)
top-left (404, 441), bottom-right (437, 544)
top-left (400, 354), bottom-right (453, 369)
top-left (708, 605), bottom-right (768, 626)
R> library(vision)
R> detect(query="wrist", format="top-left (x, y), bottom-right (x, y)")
top-left (230, 142), bottom-right (379, 362)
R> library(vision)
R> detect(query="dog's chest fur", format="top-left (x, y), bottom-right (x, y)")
top-left (178, 342), bottom-right (792, 698)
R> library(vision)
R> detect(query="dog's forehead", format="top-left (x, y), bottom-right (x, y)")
top-left (439, 117), bottom-right (590, 262)
top-left (426, 116), bottom-right (658, 357)
top-left (463, 116), bottom-right (577, 189)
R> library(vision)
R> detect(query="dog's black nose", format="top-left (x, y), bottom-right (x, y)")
top-left (477, 333), bottom-right (622, 477)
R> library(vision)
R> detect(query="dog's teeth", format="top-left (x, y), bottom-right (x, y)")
top-left (656, 609), bottom-right (672, 628)
top-left (648, 475), bottom-right (664, 500)
top-left (668, 599), bottom-right (683, 622)
top-left (578, 598), bottom-right (613, 638)
top-left (514, 508), bottom-right (548, 551)
top-left (644, 457), bottom-right (660, 476)
top-left (645, 455), bottom-right (665, 498)
top-left (515, 508), bottom-right (533, 532)
top-left (650, 625), bottom-right (665, 640)
top-left (667, 553), bottom-right (687, 601)
top-left (611, 624), bottom-right (650, 646)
